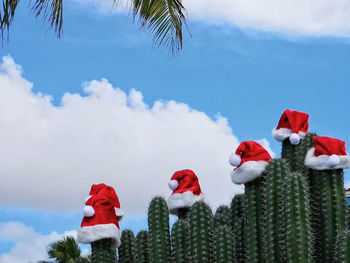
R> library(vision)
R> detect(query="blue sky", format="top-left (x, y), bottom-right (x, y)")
top-left (1, 0), bottom-right (350, 261)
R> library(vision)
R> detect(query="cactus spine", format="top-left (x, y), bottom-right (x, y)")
top-left (215, 225), bottom-right (233, 263)
top-left (91, 238), bottom-right (116, 263)
top-left (189, 201), bottom-right (215, 263)
top-left (148, 197), bottom-right (171, 263)
top-left (118, 230), bottom-right (136, 263)
top-left (171, 219), bottom-right (192, 263)
top-left (265, 159), bottom-right (289, 263)
top-left (245, 173), bottom-right (266, 263)
top-left (230, 194), bottom-right (247, 263)
top-left (135, 230), bottom-right (150, 263)
top-left (284, 172), bottom-right (312, 263)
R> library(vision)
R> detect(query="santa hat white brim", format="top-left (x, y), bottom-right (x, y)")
top-left (272, 128), bottom-right (306, 142)
top-left (115, 208), bottom-right (124, 221)
top-left (167, 191), bottom-right (204, 215)
top-left (77, 223), bottom-right (121, 249)
top-left (304, 147), bottom-right (350, 170)
top-left (231, 160), bottom-right (269, 184)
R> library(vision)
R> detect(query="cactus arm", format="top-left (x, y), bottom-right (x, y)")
top-left (91, 238), bottom-right (116, 263)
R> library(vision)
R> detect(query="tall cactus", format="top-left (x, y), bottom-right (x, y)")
top-left (230, 194), bottom-right (247, 263)
top-left (265, 159), bottom-right (290, 263)
top-left (148, 197), bottom-right (171, 263)
top-left (118, 230), bottom-right (136, 263)
top-left (171, 219), bottom-right (192, 263)
top-left (245, 173), bottom-right (266, 263)
top-left (189, 201), bottom-right (215, 263)
top-left (215, 225), bottom-right (234, 263)
top-left (213, 205), bottom-right (231, 229)
top-left (313, 169), bottom-right (348, 262)
top-left (91, 238), bottom-right (116, 263)
top-left (284, 172), bottom-right (312, 263)
top-left (135, 230), bottom-right (150, 263)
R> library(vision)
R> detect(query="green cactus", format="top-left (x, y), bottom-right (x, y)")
top-left (213, 205), bottom-right (231, 229)
top-left (118, 230), bottom-right (136, 263)
top-left (177, 207), bottom-right (191, 220)
top-left (135, 230), bottom-right (150, 263)
top-left (313, 169), bottom-right (348, 262)
top-left (230, 194), bottom-right (247, 263)
top-left (148, 197), bottom-right (171, 263)
top-left (334, 230), bottom-right (350, 263)
top-left (265, 159), bottom-right (290, 263)
top-left (245, 173), bottom-right (267, 263)
top-left (284, 172), bottom-right (312, 263)
top-left (91, 238), bottom-right (116, 263)
top-left (215, 225), bottom-right (233, 263)
top-left (281, 133), bottom-right (316, 173)
top-left (189, 201), bottom-right (215, 263)
top-left (171, 219), bottom-right (192, 263)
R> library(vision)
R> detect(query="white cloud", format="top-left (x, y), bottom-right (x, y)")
top-left (71, 0), bottom-right (350, 37)
top-left (0, 222), bottom-right (76, 263)
top-left (0, 56), bottom-right (249, 216)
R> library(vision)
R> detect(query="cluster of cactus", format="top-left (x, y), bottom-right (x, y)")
top-left (90, 134), bottom-right (349, 263)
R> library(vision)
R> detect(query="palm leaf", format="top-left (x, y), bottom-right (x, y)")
top-left (131, 0), bottom-right (187, 55)
top-left (30, 0), bottom-right (63, 37)
top-left (0, 0), bottom-right (19, 38)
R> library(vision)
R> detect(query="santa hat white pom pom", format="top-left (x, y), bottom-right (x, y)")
top-left (83, 205), bottom-right (95, 217)
top-left (327, 154), bottom-right (341, 167)
top-left (289, 133), bottom-right (301, 145)
top-left (229, 154), bottom-right (241, 166)
top-left (168, 180), bottom-right (179, 190)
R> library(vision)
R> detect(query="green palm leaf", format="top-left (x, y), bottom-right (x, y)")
top-left (0, 0), bottom-right (63, 37)
top-left (131, 0), bottom-right (187, 54)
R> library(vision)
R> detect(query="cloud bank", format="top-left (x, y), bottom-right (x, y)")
top-left (72, 0), bottom-right (350, 37)
top-left (0, 56), bottom-right (247, 215)
top-left (0, 222), bottom-right (77, 263)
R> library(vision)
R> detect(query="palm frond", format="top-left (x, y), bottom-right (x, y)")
top-left (30, 0), bottom-right (63, 37)
top-left (131, 0), bottom-right (187, 55)
top-left (0, 0), bottom-right (19, 38)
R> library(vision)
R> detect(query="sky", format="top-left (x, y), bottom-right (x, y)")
top-left (1, 0), bottom-right (350, 262)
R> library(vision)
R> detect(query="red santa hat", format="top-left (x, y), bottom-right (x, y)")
top-left (77, 183), bottom-right (124, 249)
top-left (305, 136), bottom-right (350, 170)
top-left (167, 169), bottom-right (204, 215)
top-left (229, 141), bottom-right (272, 184)
top-left (272, 109), bottom-right (309, 145)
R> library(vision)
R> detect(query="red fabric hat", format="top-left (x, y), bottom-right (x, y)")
top-left (229, 141), bottom-right (272, 184)
top-left (77, 184), bottom-right (124, 248)
top-left (305, 136), bottom-right (350, 170)
top-left (272, 109), bottom-right (309, 145)
top-left (167, 169), bottom-right (204, 215)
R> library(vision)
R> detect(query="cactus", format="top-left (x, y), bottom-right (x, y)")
top-left (313, 169), bottom-right (348, 262)
top-left (334, 230), bottom-right (350, 263)
top-left (281, 133), bottom-right (316, 172)
top-left (245, 173), bottom-right (266, 263)
top-left (91, 238), bottom-right (116, 263)
top-left (230, 194), bottom-right (247, 263)
top-left (189, 201), bottom-right (215, 263)
top-left (265, 159), bottom-right (290, 263)
top-left (284, 172), bottom-right (312, 263)
top-left (135, 230), bottom-right (150, 263)
top-left (177, 207), bottom-right (191, 220)
top-left (118, 230), bottom-right (136, 263)
top-left (215, 225), bottom-right (233, 263)
top-left (171, 219), bottom-right (192, 263)
top-left (148, 197), bottom-right (171, 263)
top-left (213, 205), bottom-right (231, 229)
